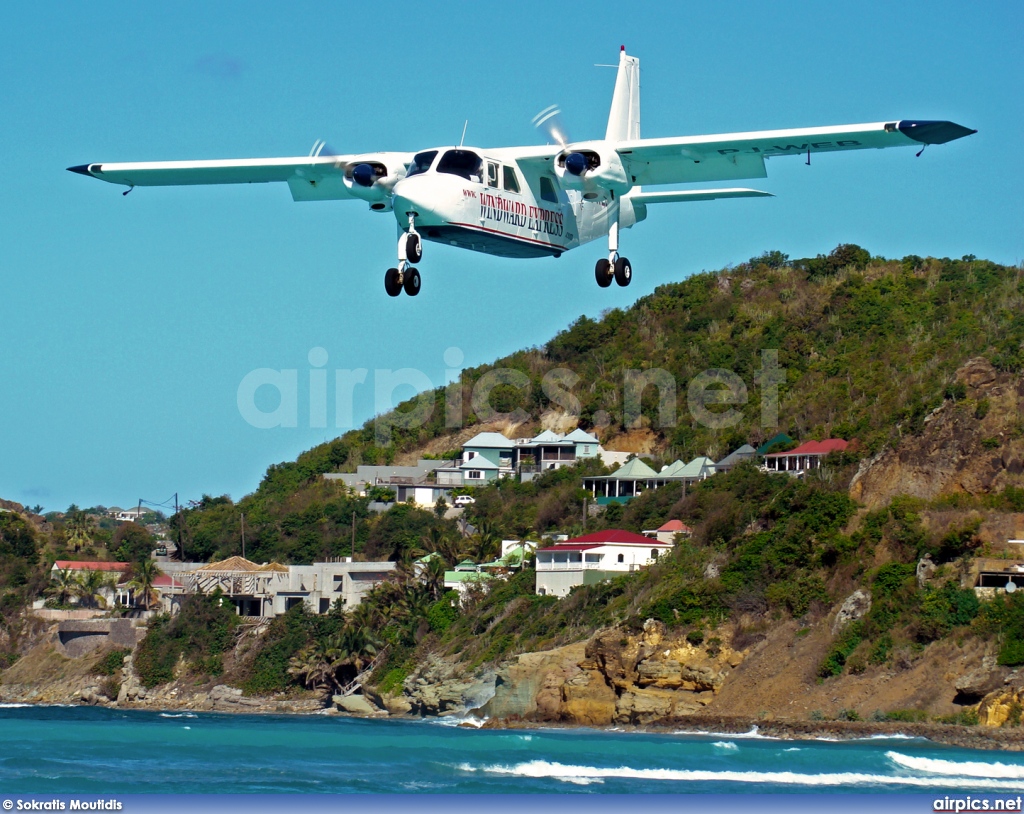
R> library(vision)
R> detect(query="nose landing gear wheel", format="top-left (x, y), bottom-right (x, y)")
top-left (406, 233), bottom-right (422, 264)
top-left (384, 268), bottom-right (402, 297)
top-left (614, 257), bottom-right (632, 287)
top-left (595, 258), bottom-right (612, 288)
top-left (403, 267), bottom-right (421, 296)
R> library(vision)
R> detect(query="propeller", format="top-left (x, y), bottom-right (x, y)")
top-left (532, 104), bottom-right (570, 148)
top-left (532, 105), bottom-right (594, 180)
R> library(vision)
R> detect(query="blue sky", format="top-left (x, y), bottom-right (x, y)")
top-left (0, 0), bottom-right (1020, 513)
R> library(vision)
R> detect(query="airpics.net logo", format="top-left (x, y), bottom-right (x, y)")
top-left (934, 797), bottom-right (1023, 812)
top-left (236, 347), bottom-right (785, 443)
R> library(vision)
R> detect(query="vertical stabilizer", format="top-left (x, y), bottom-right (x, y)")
top-left (605, 47), bottom-right (640, 142)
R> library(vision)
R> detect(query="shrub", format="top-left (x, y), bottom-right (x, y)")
top-left (241, 606), bottom-right (314, 694)
top-left (882, 709), bottom-right (929, 723)
top-left (95, 648), bottom-right (130, 676)
top-left (819, 622), bottom-right (864, 677)
top-left (134, 593), bottom-right (238, 688)
top-left (427, 592), bottom-right (460, 634)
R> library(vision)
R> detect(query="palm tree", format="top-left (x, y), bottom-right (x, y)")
top-left (287, 639), bottom-right (340, 691)
top-left (46, 567), bottom-right (78, 606)
top-left (472, 519), bottom-right (502, 562)
top-left (420, 554), bottom-right (447, 601)
top-left (76, 569), bottom-right (114, 609)
top-left (127, 558), bottom-right (163, 610)
top-left (66, 509), bottom-right (93, 551)
top-left (334, 624), bottom-right (386, 675)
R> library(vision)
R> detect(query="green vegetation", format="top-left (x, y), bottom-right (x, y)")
top-left (95, 648), bottom-right (131, 676)
top-left (170, 250), bottom-right (1024, 565)
top-left (134, 593), bottom-right (238, 687)
top-left (16, 249), bottom-right (1024, 711)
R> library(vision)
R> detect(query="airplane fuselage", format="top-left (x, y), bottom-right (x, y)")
top-left (390, 146), bottom-right (630, 259)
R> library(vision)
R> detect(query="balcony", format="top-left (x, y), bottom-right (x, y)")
top-left (536, 560), bottom-right (604, 571)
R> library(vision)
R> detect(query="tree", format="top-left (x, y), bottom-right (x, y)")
top-left (46, 567), bottom-right (78, 606)
top-left (127, 558), bottom-right (163, 610)
top-left (66, 509), bottom-right (93, 551)
top-left (420, 554), bottom-right (447, 601)
top-left (287, 639), bottom-right (340, 692)
top-left (76, 569), bottom-right (114, 609)
top-left (471, 519), bottom-right (502, 562)
top-left (113, 522), bottom-right (155, 563)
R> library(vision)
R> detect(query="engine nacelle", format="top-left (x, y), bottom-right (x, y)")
top-left (553, 142), bottom-right (630, 197)
top-left (342, 152), bottom-right (408, 210)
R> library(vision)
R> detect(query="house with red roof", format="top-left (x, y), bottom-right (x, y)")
top-left (535, 529), bottom-right (673, 597)
top-left (642, 519), bottom-right (693, 544)
top-left (763, 439), bottom-right (849, 475)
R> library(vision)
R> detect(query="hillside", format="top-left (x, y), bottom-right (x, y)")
top-left (175, 246), bottom-right (1024, 564)
top-left (5, 246), bottom-right (1024, 735)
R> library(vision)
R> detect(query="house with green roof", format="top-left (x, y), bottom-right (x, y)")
top-left (564, 428), bottom-right (600, 459)
top-left (582, 456), bottom-right (660, 503)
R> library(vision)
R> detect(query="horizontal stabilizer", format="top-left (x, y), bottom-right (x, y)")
top-left (630, 188), bottom-right (773, 204)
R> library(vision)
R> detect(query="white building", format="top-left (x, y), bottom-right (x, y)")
top-left (171, 557), bottom-right (397, 617)
top-left (535, 529), bottom-right (673, 598)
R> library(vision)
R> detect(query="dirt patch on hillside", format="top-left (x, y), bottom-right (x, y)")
top-left (601, 428), bottom-right (659, 454)
top-left (708, 616), bottom-right (996, 721)
top-left (850, 358), bottom-right (1024, 509)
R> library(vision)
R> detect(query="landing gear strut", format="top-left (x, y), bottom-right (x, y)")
top-left (596, 221), bottom-right (631, 288)
top-left (385, 214), bottom-right (423, 296)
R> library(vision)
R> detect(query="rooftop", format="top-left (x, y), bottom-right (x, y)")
top-left (463, 432), bottom-right (515, 449)
top-left (53, 560), bottom-right (130, 573)
top-left (765, 438), bottom-right (849, 458)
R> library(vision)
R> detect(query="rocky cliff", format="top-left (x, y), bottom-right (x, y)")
top-left (850, 358), bottom-right (1024, 510)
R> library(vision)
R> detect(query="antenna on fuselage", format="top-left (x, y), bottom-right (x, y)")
top-left (459, 120), bottom-right (469, 148)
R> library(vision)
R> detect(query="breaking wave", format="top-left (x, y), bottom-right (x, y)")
top-left (887, 752), bottom-right (1024, 779)
top-left (712, 741), bottom-right (739, 751)
top-left (458, 759), bottom-right (1024, 790)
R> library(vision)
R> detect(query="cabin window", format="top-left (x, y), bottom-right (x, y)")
top-left (407, 151), bottom-right (437, 177)
top-left (486, 161), bottom-right (500, 188)
top-left (539, 176), bottom-right (558, 203)
top-left (651, 549), bottom-right (659, 560)
top-left (617, 553), bottom-right (624, 563)
top-left (503, 165), bottom-right (521, 193)
top-left (437, 149), bottom-right (483, 182)
top-left (466, 470), bottom-right (483, 480)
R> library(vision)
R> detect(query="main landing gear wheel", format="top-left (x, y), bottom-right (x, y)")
top-left (405, 232), bottom-right (422, 264)
top-left (595, 258), bottom-right (612, 288)
top-left (403, 267), bottom-right (421, 296)
top-left (384, 268), bottom-right (402, 297)
top-left (614, 257), bottom-right (632, 287)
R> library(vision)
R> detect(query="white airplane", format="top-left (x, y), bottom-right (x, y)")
top-left (69, 47), bottom-right (975, 298)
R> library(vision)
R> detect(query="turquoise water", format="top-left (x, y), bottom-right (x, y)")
top-left (1, 705), bottom-right (1022, 794)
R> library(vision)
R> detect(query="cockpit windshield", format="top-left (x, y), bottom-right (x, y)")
top-left (406, 151), bottom-right (438, 178)
top-left (436, 150), bottom-right (483, 182)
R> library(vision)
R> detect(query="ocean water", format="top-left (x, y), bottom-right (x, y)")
top-left (0, 704), bottom-right (1022, 794)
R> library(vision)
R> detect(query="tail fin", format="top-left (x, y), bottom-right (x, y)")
top-left (605, 46), bottom-right (640, 142)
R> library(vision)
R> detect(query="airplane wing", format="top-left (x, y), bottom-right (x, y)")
top-left (67, 152), bottom-right (416, 202)
top-left (615, 120), bottom-right (975, 186)
top-left (629, 188), bottom-right (773, 204)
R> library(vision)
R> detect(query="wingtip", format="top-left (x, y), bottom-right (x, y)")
top-left (898, 120), bottom-right (977, 145)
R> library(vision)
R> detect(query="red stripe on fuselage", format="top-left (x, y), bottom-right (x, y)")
top-left (448, 221), bottom-right (566, 250)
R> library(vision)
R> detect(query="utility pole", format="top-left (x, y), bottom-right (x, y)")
top-left (240, 512), bottom-right (246, 560)
top-left (351, 511), bottom-right (356, 557)
top-left (173, 493), bottom-right (184, 561)
top-left (582, 498), bottom-right (587, 532)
